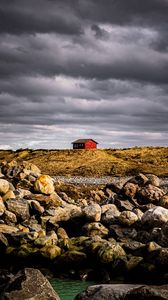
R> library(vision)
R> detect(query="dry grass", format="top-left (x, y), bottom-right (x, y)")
top-left (0, 147), bottom-right (168, 177)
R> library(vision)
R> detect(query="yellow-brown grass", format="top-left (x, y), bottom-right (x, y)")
top-left (0, 147), bottom-right (167, 177)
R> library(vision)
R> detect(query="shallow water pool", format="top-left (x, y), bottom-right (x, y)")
top-left (50, 279), bottom-right (95, 300)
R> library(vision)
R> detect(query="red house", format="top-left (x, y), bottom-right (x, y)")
top-left (72, 139), bottom-right (98, 149)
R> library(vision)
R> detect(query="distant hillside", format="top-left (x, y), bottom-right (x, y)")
top-left (0, 147), bottom-right (168, 177)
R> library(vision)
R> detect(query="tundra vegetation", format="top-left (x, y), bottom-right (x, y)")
top-left (0, 147), bottom-right (167, 177)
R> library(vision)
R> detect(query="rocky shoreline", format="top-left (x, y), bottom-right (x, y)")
top-left (0, 159), bottom-right (168, 299)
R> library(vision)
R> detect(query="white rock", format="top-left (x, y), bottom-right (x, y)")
top-left (142, 206), bottom-right (168, 227)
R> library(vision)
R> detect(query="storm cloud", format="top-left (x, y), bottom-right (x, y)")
top-left (0, 0), bottom-right (167, 149)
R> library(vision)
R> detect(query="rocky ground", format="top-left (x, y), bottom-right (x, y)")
top-left (0, 159), bottom-right (168, 299)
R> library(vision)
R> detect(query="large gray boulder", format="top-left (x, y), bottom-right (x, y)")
top-left (1, 268), bottom-right (60, 300)
top-left (141, 206), bottom-right (168, 227)
top-left (75, 284), bottom-right (142, 300)
top-left (125, 285), bottom-right (168, 300)
top-left (75, 284), bottom-right (168, 300)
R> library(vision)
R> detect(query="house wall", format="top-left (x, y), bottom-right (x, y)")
top-left (73, 143), bottom-right (85, 149)
top-left (85, 141), bottom-right (97, 149)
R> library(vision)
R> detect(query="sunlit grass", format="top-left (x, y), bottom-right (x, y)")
top-left (0, 146), bottom-right (167, 177)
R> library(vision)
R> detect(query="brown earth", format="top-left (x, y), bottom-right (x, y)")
top-left (0, 147), bottom-right (168, 177)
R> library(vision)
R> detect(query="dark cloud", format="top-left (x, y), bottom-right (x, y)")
top-left (0, 0), bottom-right (82, 35)
top-left (0, 0), bottom-right (167, 148)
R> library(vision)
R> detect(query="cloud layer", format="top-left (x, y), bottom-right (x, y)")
top-left (0, 0), bottom-right (167, 149)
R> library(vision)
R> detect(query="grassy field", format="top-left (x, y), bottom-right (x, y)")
top-left (0, 147), bottom-right (168, 177)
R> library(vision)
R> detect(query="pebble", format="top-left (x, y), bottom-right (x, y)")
top-left (54, 176), bottom-right (168, 191)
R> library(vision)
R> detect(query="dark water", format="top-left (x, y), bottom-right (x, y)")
top-left (50, 279), bottom-right (95, 300)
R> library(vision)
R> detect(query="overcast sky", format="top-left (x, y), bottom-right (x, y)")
top-left (0, 0), bottom-right (168, 149)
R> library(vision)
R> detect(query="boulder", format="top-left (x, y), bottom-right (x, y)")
top-left (101, 207), bottom-right (120, 225)
top-left (83, 204), bottom-right (101, 222)
top-left (0, 268), bottom-right (60, 300)
top-left (160, 195), bottom-right (168, 209)
top-left (0, 197), bottom-right (6, 216)
top-left (159, 223), bottom-right (168, 247)
top-left (34, 231), bottom-right (58, 247)
top-left (83, 222), bottom-right (109, 238)
top-left (6, 198), bottom-right (29, 221)
top-left (0, 224), bottom-right (18, 234)
top-left (97, 241), bottom-right (126, 264)
top-left (101, 204), bottom-right (119, 215)
top-left (110, 225), bottom-right (137, 240)
top-left (122, 240), bottom-right (146, 257)
top-left (133, 208), bottom-right (144, 220)
top-left (57, 227), bottom-right (69, 239)
top-left (119, 211), bottom-right (138, 226)
top-left (105, 182), bottom-right (123, 194)
top-left (75, 284), bottom-right (143, 300)
top-left (121, 182), bottom-right (137, 199)
top-left (2, 190), bottom-right (15, 202)
top-left (40, 245), bottom-right (61, 259)
top-left (0, 179), bottom-right (10, 195)
top-left (128, 173), bottom-right (148, 186)
top-left (146, 174), bottom-right (160, 187)
top-left (155, 248), bottom-right (168, 271)
top-left (56, 250), bottom-right (87, 268)
top-left (1, 160), bottom-right (41, 180)
top-left (26, 192), bottom-right (62, 206)
top-left (34, 175), bottom-right (55, 195)
top-left (42, 204), bottom-right (82, 223)
top-left (28, 200), bottom-right (45, 214)
top-left (137, 184), bottom-right (165, 204)
top-left (114, 199), bottom-right (135, 212)
top-left (3, 210), bottom-right (17, 224)
top-left (125, 284), bottom-right (168, 300)
top-left (141, 206), bottom-right (168, 227)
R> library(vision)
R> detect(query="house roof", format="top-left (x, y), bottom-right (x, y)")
top-left (72, 139), bottom-right (98, 144)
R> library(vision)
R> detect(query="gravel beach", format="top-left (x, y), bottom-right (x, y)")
top-left (54, 176), bottom-right (168, 191)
